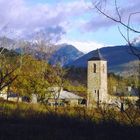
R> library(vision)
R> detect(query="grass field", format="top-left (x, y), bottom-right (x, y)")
top-left (0, 101), bottom-right (140, 140)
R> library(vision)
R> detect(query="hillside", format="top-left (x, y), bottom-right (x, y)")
top-left (0, 37), bottom-right (16, 49)
top-left (49, 44), bottom-right (84, 66)
top-left (67, 45), bottom-right (140, 74)
top-left (1, 36), bottom-right (140, 74)
top-left (15, 44), bottom-right (84, 66)
top-left (0, 47), bottom-right (18, 57)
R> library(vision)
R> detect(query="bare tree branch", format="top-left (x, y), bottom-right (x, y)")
top-left (92, 0), bottom-right (140, 33)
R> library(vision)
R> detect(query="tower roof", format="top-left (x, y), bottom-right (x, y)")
top-left (88, 49), bottom-right (105, 61)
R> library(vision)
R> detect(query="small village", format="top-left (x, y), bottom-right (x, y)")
top-left (0, 49), bottom-right (139, 111)
top-left (0, 0), bottom-right (140, 140)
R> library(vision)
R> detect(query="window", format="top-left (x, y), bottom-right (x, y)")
top-left (97, 90), bottom-right (99, 104)
top-left (103, 64), bottom-right (105, 73)
top-left (93, 64), bottom-right (96, 73)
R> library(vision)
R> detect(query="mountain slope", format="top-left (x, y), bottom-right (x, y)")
top-left (67, 45), bottom-right (139, 73)
top-left (15, 43), bottom-right (84, 66)
top-left (2, 36), bottom-right (140, 74)
top-left (49, 44), bottom-right (84, 66)
top-left (0, 47), bottom-right (19, 57)
top-left (0, 37), bottom-right (16, 49)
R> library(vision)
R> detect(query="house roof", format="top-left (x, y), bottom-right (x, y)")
top-left (47, 87), bottom-right (83, 100)
top-left (58, 90), bottom-right (83, 100)
top-left (88, 49), bottom-right (105, 61)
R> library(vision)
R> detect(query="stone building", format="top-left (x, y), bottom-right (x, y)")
top-left (87, 49), bottom-right (108, 107)
top-left (31, 87), bottom-right (84, 106)
top-left (47, 89), bottom-right (83, 106)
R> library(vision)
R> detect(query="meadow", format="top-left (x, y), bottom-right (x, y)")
top-left (0, 100), bottom-right (140, 140)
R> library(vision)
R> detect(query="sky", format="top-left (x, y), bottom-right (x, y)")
top-left (0, 0), bottom-right (140, 53)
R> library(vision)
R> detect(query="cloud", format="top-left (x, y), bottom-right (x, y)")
top-left (58, 39), bottom-right (105, 53)
top-left (84, 0), bottom-right (140, 32)
top-left (83, 16), bottom-right (115, 31)
top-left (0, 0), bottom-right (91, 41)
top-left (0, 0), bottom-right (67, 40)
top-left (1, 0), bottom-right (139, 43)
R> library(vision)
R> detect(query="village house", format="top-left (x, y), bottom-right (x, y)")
top-left (0, 85), bottom-right (84, 106)
top-left (31, 87), bottom-right (84, 106)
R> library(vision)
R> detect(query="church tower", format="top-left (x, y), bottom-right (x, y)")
top-left (87, 49), bottom-right (108, 107)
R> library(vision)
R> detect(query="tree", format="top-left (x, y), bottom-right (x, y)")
top-left (32, 31), bottom-right (57, 61)
top-left (44, 64), bottom-right (67, 108)
top-left (11, 55), bottom-right (49, 103)
top-left (0, 48), bottom-right (19, 95)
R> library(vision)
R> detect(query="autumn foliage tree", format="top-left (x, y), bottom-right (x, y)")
top-left (0, 48), bottom-right (19, 94)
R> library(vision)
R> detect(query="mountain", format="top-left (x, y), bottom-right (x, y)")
top-left (15, 43), bottom-right (84, 66)
top-left (67, 45), bottom-right (140, 74)
top-left (0, 37), bottom-right (16, 49)
top-left (0, 36), bottom-right (84, 66)
top-left (49, 44), bottom-right (84, 66)
top-left (1, 36), bottom-right (140, 75)
top-left (0, 47), bottom-right (19, 57)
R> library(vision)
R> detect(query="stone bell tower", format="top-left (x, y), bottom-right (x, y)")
top-left (87, 49), bottom-right (108, 107)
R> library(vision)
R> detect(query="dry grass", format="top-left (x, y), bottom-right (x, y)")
top-left (0, 101), bottom-right (140, 140)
